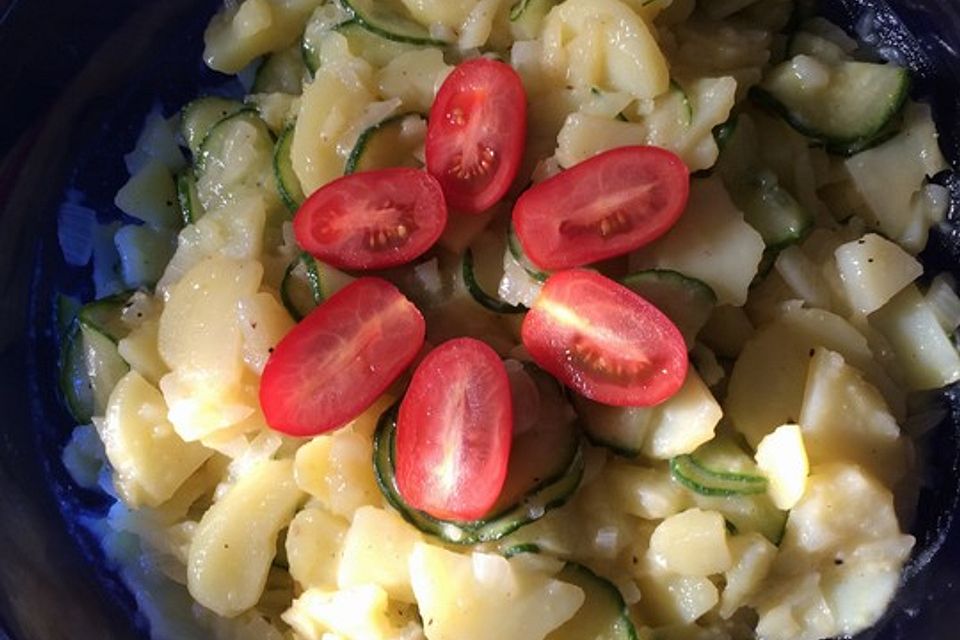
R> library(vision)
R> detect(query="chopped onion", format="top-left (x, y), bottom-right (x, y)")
top-left (924, 273), bottom-right (960, 333)
top-left (57, 195), bottom-right (96, 267)
top-left (93, 221), bottom-right (125, 298)
top-left (593, 526), bottom-right (621, 558)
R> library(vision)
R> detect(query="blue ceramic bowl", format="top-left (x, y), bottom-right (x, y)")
top-left (1, 1), bottom-right (959, 638)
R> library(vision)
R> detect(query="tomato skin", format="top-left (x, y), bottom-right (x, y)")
top-left (426, 58), bottom-right (527, 214)
top-left (396, 337), bottom-right (513, 521)
top-left (260, 277), bottom-right (425, 436)
top-left (521, 269), bottom-right (688, 407)
top-left (293, 168), bottom-right (447, 270)
top-left (513, 146), bottom-right (689, 270)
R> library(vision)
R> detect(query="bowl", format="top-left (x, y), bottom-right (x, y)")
top-left (1, 0), bottom-right (959, 637)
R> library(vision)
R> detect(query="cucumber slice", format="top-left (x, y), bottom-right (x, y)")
top-left (274, 124), bottom-right (305, 211)
top-left (280, 253), bottom-right (356, 321)
top-left (339, 21), bottom-right (421, 68)
top-left (303, 17), bottom-right (420, 73)
top-left (510, 0), bottom-right (536, 20)
top-left (672, 438), bottom-right (786, 543)
top-left (509, 0), bottom-right (557, 39)
top-left (195, 111), bottom-right (278, 211)
top-left (179, 97), bottom-right (251, 159)
top-left (712, 116), bottom-right (738, 151)
top-left (463, 230), bottom-right (526, 314)
top-left (344, 113), bottom-right (426, 175)
top-left (507, 224), bottom-right (550, 283)
top-left (59, 325), bottom-right (96, 423)
top-left (754, 58), bottom-right (909, 150)
top-left (301, 5), bottom-right (354, 74)
top-left (670, 455), bottom-right (767, 497)
top-left (55, 294), bottom-right (81, 338)
top-left (738, 169), bottom-right (812, 249)
top-left (252, 46), bottom-right (306, 95)
top-left (373, 403), bottom-right (584, 545)
top-left (502, 542), bottom-right (542, 558)
top-left (175, 169), bottom-right (204, 224)
top-left (77, 292), bottom-right (133, 343)
top-left (692, 492), bottom-right (787, 545)
top-left (573, 395), bottom-right (652, 457)
top-left (60, 295), bottom-right (133, 423)
top-left (621, 269), bottom-right (716, 348)
top-left (464, 249), bottom-right (525, 314)
top-left (341, 0), bottom-right (448, 46)
top-left (717, 115), bottom-right (812, 249)
top-left (546, 563), bottom-right (639, 640)
top-left (280, 253), bottom-right (322, 321)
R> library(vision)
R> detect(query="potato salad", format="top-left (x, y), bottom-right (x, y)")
top-left (58, 0), bottom-right (959, 639)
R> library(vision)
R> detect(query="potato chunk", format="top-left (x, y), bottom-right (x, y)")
top-left (100, 371), bottom-right (212, 507)
top-left (409, 543), bottom-right (584, 640)
top-left (188, 459), bottom-right (304, 616)
top-left (649, 508), bottom-right (732, 576)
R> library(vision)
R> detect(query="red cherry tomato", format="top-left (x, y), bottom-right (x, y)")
top-left (396, 337), bottom-right (513, 521)
top-left (260, 277), bottom-right (425, 436)
top-left (521, 269), bottom-right (688, 407)
top-left (426, 58), bottom-right (527, 214)
top-left (513, 146), bottom-right (689, 270)
top-left (293, 168), bottom-right (447, 270)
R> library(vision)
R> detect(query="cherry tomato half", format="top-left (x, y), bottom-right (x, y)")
top-left (521, 269), bottom-right (688, 407)
top-left (260, 277), bottom-right (425, 436)
top-left (396, 337), bottom-right (513, 521)
top-left (426, 58), bottom-right (527, 214)
top-left (513, 146), bottom-right (689, 270)
top-left (293, 168), bottom-right (447, 270)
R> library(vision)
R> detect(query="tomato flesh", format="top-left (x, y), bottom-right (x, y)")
top-left (293, 168), bottom-right (447, 270)
top-left (513, 146), bottom-right (689, 270)
top-left (521, 269), bottom-right (688, 406)
top-left (260, 277), bottom-right (425, 436)
top-left (426, 58), bottom-right (527, 214)
top-left (396, 337), bottom-right (513, 521)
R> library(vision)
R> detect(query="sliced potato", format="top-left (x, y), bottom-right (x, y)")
top-left (798, 349), bottom-right (908, 488)
top-left (834, 233), bottom-right (922, 315)
top-left (753, 573), bottom-right (837, 640)
top-left (282, 584), bottom-right (398, 640)
top-left (159, 257), bottom-right (263, 388)
top-left (755, 423), bottom-right (809, 510)
top-left (100, 371), bottom-right (212, 508)
top-left (337, 506), bottom-right (423, 603)
top-left (294, 430), bottom-right (382, 519)
top-left (237, 291), bottom-right (295, 374)
top-left (642, 368), bottom-right (722, 459)
top-left (726, 306), bottom-right (901, 446)
top-left (204, 0), bottom-right (325, 73)
top-left (870, 284), bottom-right (960, 391)
top-left (541, 0), bottom-right (669, 100)
top-left (776, 463), bottom-right (914, 572)
top-left (605, 459), bottom-right (690, 520)
top-left (719, 532), bottom-right (777, 618)
top-left (286, 506), bottom-right (349, 590)
top-left (188, 459), bottom-right (305, 616)
top-left (409, 542), bottom-right (585, 640)
top-left (376, 48), bottom-right (452, 114)
top-left (649, 508), bottom-right (732, 576)
top-left (634, 563), bottom-right (719, 626)
top-left (292, 40), bottom-right (374, 194)
top-left (630, 177), bottom-right (765, 306)
top-left (157, 196), bottom-right (267, 295)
